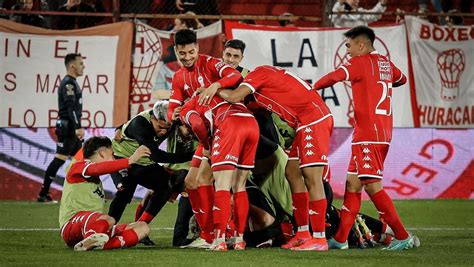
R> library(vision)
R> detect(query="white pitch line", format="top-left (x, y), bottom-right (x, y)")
top-left (0, 227), bottom-right (472, 232)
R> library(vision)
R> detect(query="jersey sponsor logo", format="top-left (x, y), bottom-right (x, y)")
top-left (321, 155), bottom-right (328, 160)
top-left (363, 148), bottom-right (371, 154)
top-left (304, 143), bottom-right (314, 148)
top-left (225, 154), bottom-right (238, 162)
top-left (304, 128), bottom-right (313, 133)
top-left (363, 163), bottom-right (372, 169)
top-left (215, 129), bottom-right (220, 134)
top-left (377, 169), bottom-right (383, 175)
top-left (214, 136), bottom-right (220, 141)
top-left (213, 150), bottom-right (220, 156)
top-left (304, 135), bottom-right (313, 141)
top-left (72, 215), bottom-right (86, 223)
top-left (184, 84), bottom-right (190, 91)
top-left (363, 155), bottom-right (371, 161)
top-left (305, 150), bottom-right (315, 156)
top-left (213, 143), bottom-right (220, 148)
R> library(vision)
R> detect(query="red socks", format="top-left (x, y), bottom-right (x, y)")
top-left (213, 190), bottom-right (231, 239)
top-left (84, 219), bottom-right (109, 238)
top-left (103, 229), bottom-right (139, 250)
top-left (370, 190), bottom-right (409, 240)
top-left (187, 188), bottom-right (205, 236)
top-left (233, 191), bottom-right (249, 236)
top-left (135, 203), bottom-right (144, 222)
top-left (197, 185), bottom-right (215, 243)
top-left (309, 199), bottom-right (327, 238)
top-left (292, 192), bottom-right (309, 233)
top-left (137, 211), bottom-right (154, 224)
top-left (334, 191), bottom-right (361, 243)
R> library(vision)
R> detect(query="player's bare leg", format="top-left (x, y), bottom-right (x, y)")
top-left (282, 160), bottom-right (311, 249)
top-left (209, 170), bottom-right (234, 251)
top-left (364, 181), bottom-right (417, 250)
top-left (231, 168), bottom-right (250, 250)
top-left (329, 173), bottom-right (362, 249)
top-left (292, 166), bottom-right (328, 251)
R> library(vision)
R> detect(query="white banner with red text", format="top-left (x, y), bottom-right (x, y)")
top-left (405, 16), bottom-right (474, 128)
top-left (130, 21), bottom-right (224, 116)
top-left (225, 21), bottom-right (415, 127)
top-left (0, 19), bottom-right (133, 127)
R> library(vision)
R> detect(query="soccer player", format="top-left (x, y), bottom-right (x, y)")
top-left (216, 66), bottom-right (333, 251)
top-left (313, 26), bottom-right (417, 251)
top-left (168, 29), bottom-right (243, 248)
top-left (59, 136), bottom-right (150, 251)
top-left (222, 39), bottom-right (250, 77)
top-left (38, 53), bottom-right (85, 203)
top-left (108, 104), bottom-right (194, 226)
top-left (179, 94), bottom-right (259, 251)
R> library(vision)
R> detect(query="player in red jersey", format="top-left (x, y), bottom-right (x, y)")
top-left (313, 26), bottom-right (418, 251)
top-left (179, 94), bottom-right (259, 251)
top-left (59, 136), bottom-right (151, 251)
top-left (168, 29), bottom-right (243, 248)
top-left (215, 66), bottom-right (333, 251)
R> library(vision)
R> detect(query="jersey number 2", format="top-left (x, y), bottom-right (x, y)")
top-left (375, 81), bottom-right (392, 116)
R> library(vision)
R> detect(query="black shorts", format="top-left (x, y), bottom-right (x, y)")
top-left (55, 131), bottom-right (82, 156)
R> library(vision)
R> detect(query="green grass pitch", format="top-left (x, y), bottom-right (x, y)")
top-left (0, 200), bottom-right (472, 266)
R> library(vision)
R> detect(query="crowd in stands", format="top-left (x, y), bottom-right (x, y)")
top-left (1, 0), bottom-right (471, 30)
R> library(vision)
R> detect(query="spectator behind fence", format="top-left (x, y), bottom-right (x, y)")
top-left (57, 0), bottom-right (104, 30)
top-left (173, 11), bottom-right (204, 31)
top-left (9, 0), bottom-right (45, 28)
top-left (331, 0), bottom-right (387, 28)
top-left (278, 12), bottom-right (295, 27)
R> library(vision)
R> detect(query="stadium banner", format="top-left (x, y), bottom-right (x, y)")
top-left (405, 16), bottom-right (474, 128)
top-left (1, 127), bottom-right (472, 200)
top-left (0, 19), bottom-right (133, 128)
top-left (130, 21), bottom-right (224, 116)
top-left (225, 21), bottom-right (414, 127)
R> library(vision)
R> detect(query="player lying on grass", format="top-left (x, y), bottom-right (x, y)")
top-left (59, 136), bottom-right (151, 251)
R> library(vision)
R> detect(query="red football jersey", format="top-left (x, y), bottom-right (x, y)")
top-left (168, 54), bottom-right (243, 121)
top-left (181, 95), bottom-right (250, 132)
top-left (67, 158), bottom-right (129, 184)
top-left (241, 65), bottom-right (332, 128)
top-left (313, 51), bottom-right (405, 144)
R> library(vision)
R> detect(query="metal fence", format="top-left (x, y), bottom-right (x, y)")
top-left (0, 0), bottom-right (472, 30)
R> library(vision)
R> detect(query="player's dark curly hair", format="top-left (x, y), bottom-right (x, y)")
top-left (174, 29), bottom-right (197, 46)
top-left (64, 53), bottom-right (82, 67)
top-left (224, 39), bottom-right (246, 53)
top-left (344, 26), bottom-right (375, 45)
top-left (83, 136), bottom-right (112, 159)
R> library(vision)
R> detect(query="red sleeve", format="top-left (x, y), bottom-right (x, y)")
top-left (179, 99), bottom-right (210, 150)
top-left (391, 62), bottom-right (407, 87)
top-left (83, 158), bottom-right (130, 178)
top-left (240, 69), bottom-right (268, 93)
top-left (208, 57), bottom-right (243, 88)
top-left (168, 72), bottom-right (185, 121)
top-left (312, 68), bottom-right (347, 90)
top-left (187, 113), bottom-right (211, 150)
